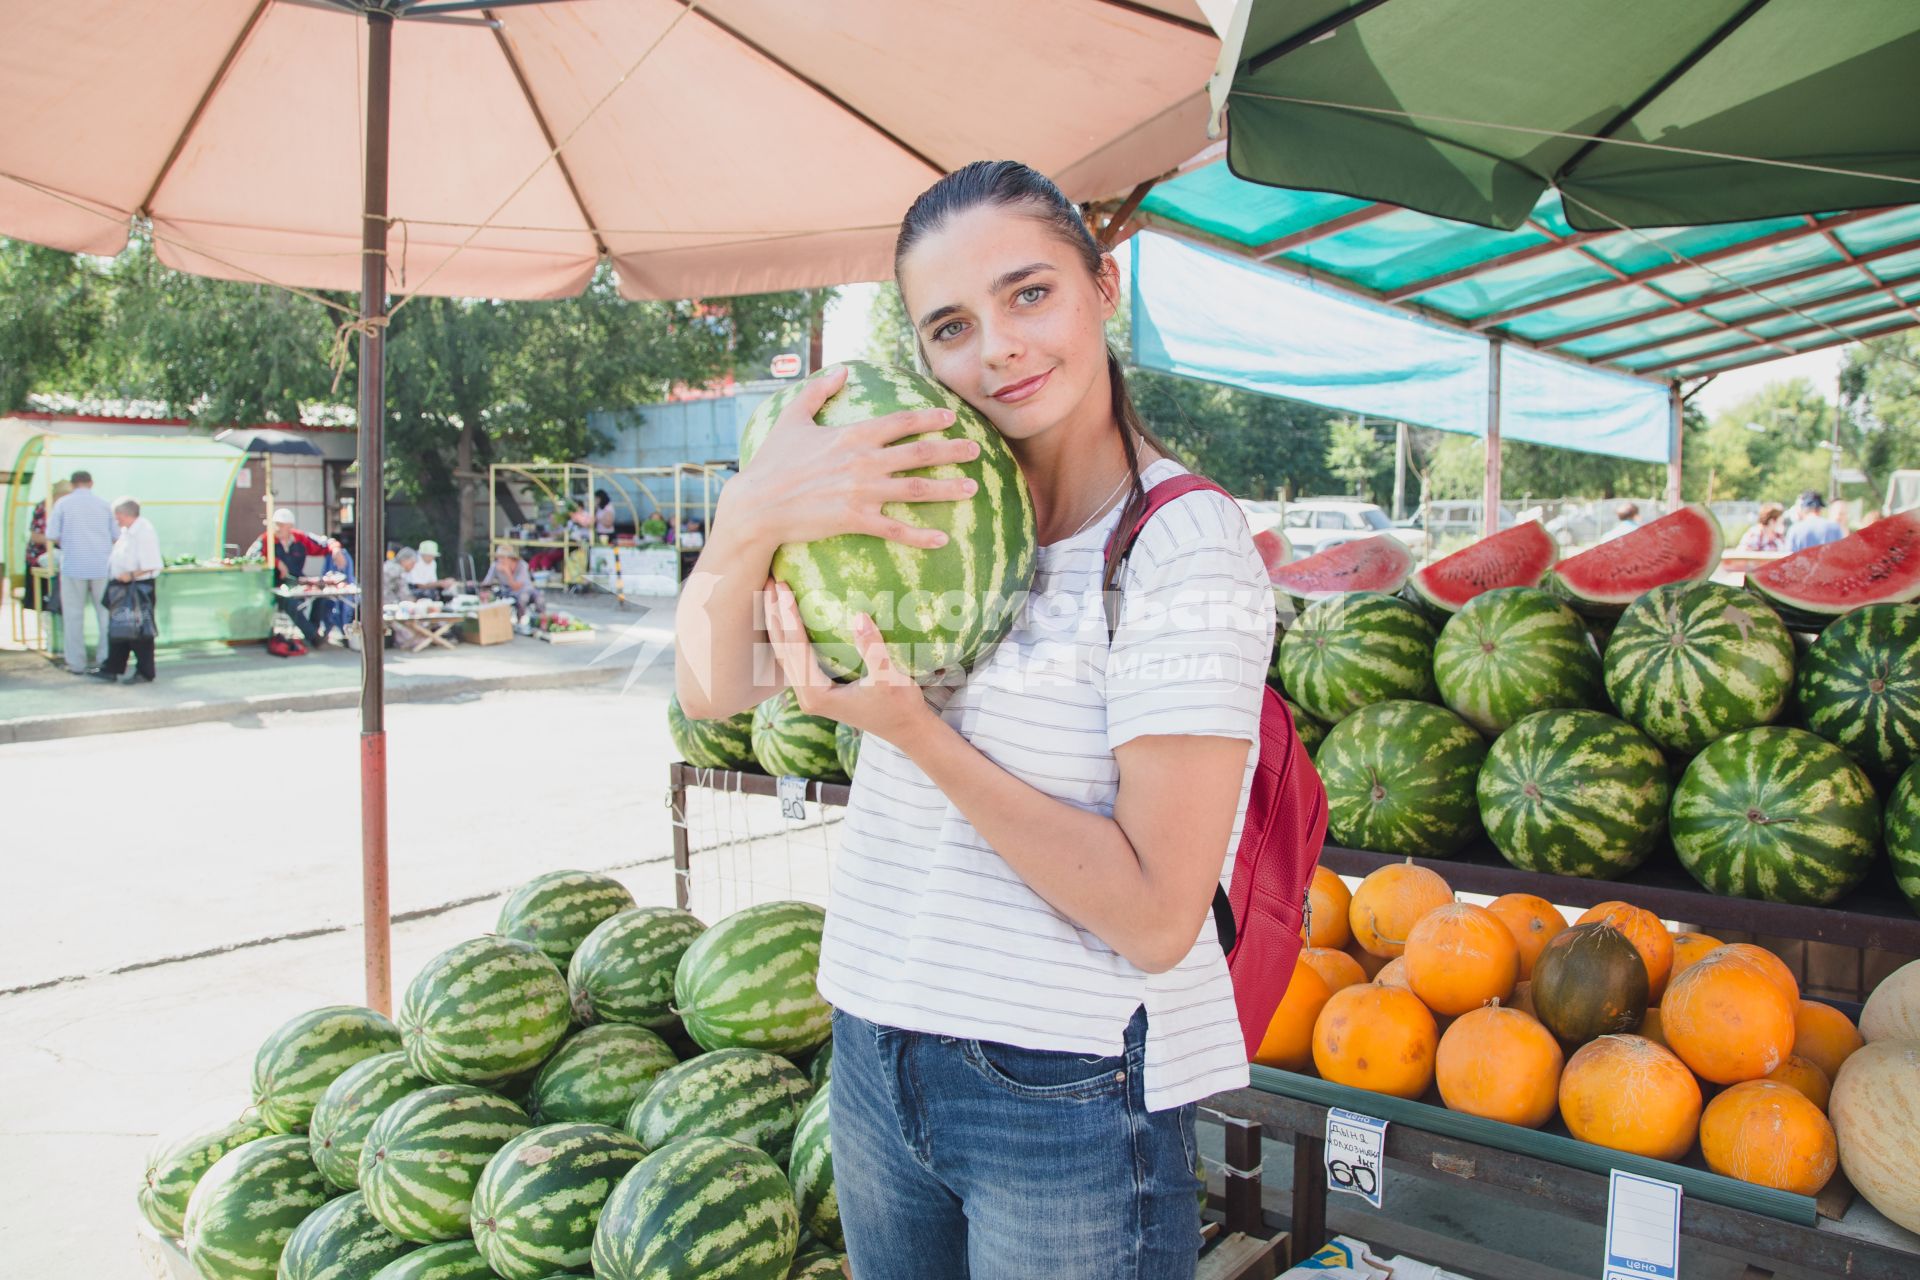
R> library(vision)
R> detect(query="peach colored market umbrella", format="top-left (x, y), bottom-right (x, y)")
top-left (0, 0), bottom-right (1223, 1013)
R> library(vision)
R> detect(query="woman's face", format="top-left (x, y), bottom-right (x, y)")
top-left (896, 204), bottom-right (1119, 442)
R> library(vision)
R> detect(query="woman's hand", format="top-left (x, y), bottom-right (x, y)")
top-left (764, 580), bottom-right (936, 748)
top-left (721, 365), bottom-right (982, 554)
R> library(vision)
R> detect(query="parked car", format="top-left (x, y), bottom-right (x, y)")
top-left (1279, 499), bottom-right (1428, 559)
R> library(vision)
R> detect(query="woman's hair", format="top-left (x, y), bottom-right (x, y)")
top-left (1757, 501), bottom-right (1785, 524)
top-left (894, 160), bottom-right (1184, 517)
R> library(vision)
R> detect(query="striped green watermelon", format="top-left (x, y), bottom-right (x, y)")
top-left (1670, 726), bottom-right (1881, 906)
top-left (568, 906), bottom-right (707, 1029)
top-left (789, 1255), bottom-right (846, 1280)
top-left (835, 721), bottom-right (862, 780)
top-left (1477, 710), bottom-right (1670, 879)
top-left (753, 690), bottom-right (846, 781)
top-left (625, 1048), bottom-right (815, 1166)
top-left (251, 1006), bottom-right (402, 1135)
top-left (1603, 581), bottom-right (1795, 754)
top-left (674, 899), bottom-right (830, 1055)
top-left (369, 1240), bottom-right (494, 1280)
top-left (669, 693), bottom-right (759, 771)
top-left (1316, 701), bottom-right (1488, 857)
top-left (1282, 699), bottom-right (1326, 758)
top-left (1887, 762), bottom-right (1920, 915)
top-left (470, 1122), bottom-right (649, 1280)
top-left (1276, 592), bottom-right (1438, 725)
top-left (591, 1136), bottom-right (800, 1280)
top-left (359, 1085), bottom-right (530, 1242)
top-left (1433, 587), bottom-right (1603, 737)
top-left (806, 1038), bottom-right (833, 1090)
top-left (528, 1024), bottom-right (677, 1127)
top-left (1796, 602), bottom-right (1920, 786)
top-left (398, 936), bottom-right (571, 1087)
top-left (787, 1084), bottom-right (840, 1251)
top-left (737, 360), bottom-right (1037, 682)
top-left (496, 870), bottom-right (637, 970)
top-left (138, 1108), bottom-right (272, 1237)
top-left (278, 1190), bottom-right (417, 1280)
top-left (182, 1134), bottom-right (340, 1280)
top-left (310, 1051), bottom-right (431, 1190)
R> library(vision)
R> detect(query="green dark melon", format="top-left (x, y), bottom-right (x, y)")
top-left (1795, 602), bottom-right (1920, 787)
top-left (1432, 586), bottom-right (1603, 736)
top-left (1530, 923), bottom-right (1649, 1048)
top-left (1887, 762), bottom-right (1920, 916)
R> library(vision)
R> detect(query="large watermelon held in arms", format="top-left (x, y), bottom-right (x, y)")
top-left (1276, 591), bottom-right (1438, 725)
top-left (1410, 522), bottom-right (1558, 614)
top-left (737, 360), bottom-right (1036, 682)
top-left (1432, 587), bottom-right (1603, 737)
top-left (470, 1123), bottom-right (649, 1280)
top-left (1551, 504), bottom-right (1723, 615)
top-left (590, 1136), bottom-right (800, 1280)
top-left (1670, 726), bottom-right (1881, 906)
top-left (1795, 602), bottom-right (1920, 786)
top-left (398, 937), bottom-right (571, 1088)
top-left (1603, 580), bottom-right (1795, 754)
top-left (668, 693), bottom-right (758, 771)
top-left (1269, 535), bottom-right (1415, 605)
top-left (673, 899), bottom-right (831, 1056)
top-left (1316, 700), bottom-right (1488, 858)
top-left (1748, 510), bottom-right (1920, 617)
top-left (752, 689), bottom-right (846, 782)
top-left (1477, 710), bottom-right (1670, 880)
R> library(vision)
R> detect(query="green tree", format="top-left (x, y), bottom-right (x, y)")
top-left (0, 239), bottom-right (106, 413)
top-left (864, 282), bottom-right (916, 369)
top-left (1840, 333), bottom-right (1920, 502)
top-left (1325, 418), bottom-right (1385, 497)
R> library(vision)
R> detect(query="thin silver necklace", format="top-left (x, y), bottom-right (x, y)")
top-left (1064, 470), bottom-right (1133, 541)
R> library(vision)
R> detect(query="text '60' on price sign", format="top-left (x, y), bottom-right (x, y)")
top-left (1325, 1108), bottom-right (1388, 1209)
top-left (778, 775), bottom-right (809, 821)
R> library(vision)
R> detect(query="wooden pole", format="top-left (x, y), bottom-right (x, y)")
top-left (1667, 382), bottom-right (1684, 510)
top-left (1392, 421), bottom-right (1407, 520)
top-left (1484, 342), bottom-right (1503, 537)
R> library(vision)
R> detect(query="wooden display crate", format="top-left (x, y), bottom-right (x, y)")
top-left (457, 601), bottom-right (514, 646)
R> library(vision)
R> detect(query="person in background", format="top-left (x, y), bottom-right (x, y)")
top-left (1788, 491), bottom-right (1845, 551)
top-left (479, 543), bottom-right (541, 619)
top-left (46, 470), bottom-right (117, 675)
top-left (96, 497), bottom-right (162, 684)
top-left (594, 489), bottom-right (616, 540)
top-left (1737, 501), bottom-right (1786, 552)
top-left (383, 546), bottom-right (421, 604)
top-left (247, 507), bottom-right (330, 647)
top-left (1599, 500), bottom-right (1641, 543)
top-left (24, 479), bottom-right (71, 607)
top-left (313, 537), bottom-right (357, 641)
top-left (640, 510), bottom-right (668, 541)
top-left (407, 539), bottom-right (459, 599)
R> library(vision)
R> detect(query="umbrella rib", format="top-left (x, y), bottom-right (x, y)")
top-left (1243, 0), bottom-right (1400, 75)
top-left (487, 12), bottom-right (610, 261)
top-left (1083, 0), bottom-right (1216, 38)
top-left (138, 0), bottom-right (276, 219)
top-left (666, 1), bottom-right (943, 176)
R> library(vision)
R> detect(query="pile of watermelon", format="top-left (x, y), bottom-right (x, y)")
top-left (1266, 508), bottom-right (1920, 915)
top-left (141, 872), bottom-right (846, 1280)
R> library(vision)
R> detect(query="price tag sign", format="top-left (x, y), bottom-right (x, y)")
top-left (1603, 1170), bottom-right (1682, 1280)
top-left (777, 775), bottom-right (808, 821)
top-left (1325, 1107), bottom-right (1388, 1209)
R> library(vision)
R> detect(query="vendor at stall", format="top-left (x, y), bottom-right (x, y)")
top-left (383, 547), bottom-right (420, 602)
top-left (479, 543), bottom-right (540, 619)
top-left (406, 539), bottom-right (460, 600)
top-left (247, 508), bottom-right (329, 648)
top-left (313, 538), bottom-right (357, 640)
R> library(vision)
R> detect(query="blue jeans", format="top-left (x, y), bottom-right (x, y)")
top-left (829, 1006), bottom-right (1201, 1280)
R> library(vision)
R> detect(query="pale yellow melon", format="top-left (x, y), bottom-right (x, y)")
top-left (1829, 1040), bottom-right (1920, 1233)
top-left (1859, 959), bottom-right (1920, 1043)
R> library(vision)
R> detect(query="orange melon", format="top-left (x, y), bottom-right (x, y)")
top-left (1376, 957), bottom-right (1412, 991)
top-left (1312, 983), bottom-right (1438, 1100)
top-left (1303, 866), bottom-right (1354, 950)
top-left (1576, 902), bottom-right (1674, 1001)
top-left (1559, 1035), bottom-right (1701, 1160)
top-left (1405, 902), bottom-right (1520, 1016)
top-left (1793, 1000), bottom-right (1864, 1083)
top-left (1661, 946), bottom-right (1797, 1084)
top-left (1670, 931), bottom-right (1722, 979)
top-left (1640, 1006), bottom-right (1669, 1049)
top-left (1700, 1080), bottom-right (1837, 1195)
top-left (1436, 1003), bottom-right (1563, 1128)
top-left (1348, 861), bottom-right (1453, 959)
top-left (1723, 942), bottom-right (1800, 1007)
top-left (1764, 1055), bottom-right (1832, 1111)
top-left (1486, 893), bottom-right (1567, 981)
top-left (1300, 946), bottom-right (1368, 995)
top-left (1252, 957), bottom-right (1334, 1071)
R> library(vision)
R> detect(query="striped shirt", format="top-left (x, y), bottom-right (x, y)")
top-left (817, 458), bottom-right (1272, 1111)
top-left (47, 488), bottom-right (117, 580)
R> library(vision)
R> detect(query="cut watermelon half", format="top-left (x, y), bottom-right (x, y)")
top-left (1269, 535), bottom-right (1414, 602)
top-left (1747, 509), bottom-right (1920, 616)
top-left (1550, 503), bottom-right (1723, 614)
top-left (1409, 521), bottom-right (1558, 613)
top-left (1252, 528), bottom-right (1294, 580)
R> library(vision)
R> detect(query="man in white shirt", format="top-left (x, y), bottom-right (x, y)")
top-left (406, 538), bottom-right (458, 599)
top-left (95, 498), bottom-right (163, 684)
top-left (45, 469), bottom-right (118, 674)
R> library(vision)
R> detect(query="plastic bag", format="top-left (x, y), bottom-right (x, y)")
top-left (106, 579), bottom-right (157, 640)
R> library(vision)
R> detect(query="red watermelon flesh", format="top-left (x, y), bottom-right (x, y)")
top-left (1747, 510), bottom-right (1920, 615)
top-left (1270, 535), bottom-right (1414, 601)
top-left (1410, 521), bottom-right (1558, 612)
top-left (1252, 528), bottom-right (1294, 580)
top-left (1550, 504), bottom-right (1723, 612)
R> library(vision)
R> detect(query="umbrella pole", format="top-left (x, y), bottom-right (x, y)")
top-left (356, 9), bottom-right (394, 1015)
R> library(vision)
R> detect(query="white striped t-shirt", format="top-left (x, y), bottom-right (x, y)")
top-left (816, 457), bottom-right (1272, 1111)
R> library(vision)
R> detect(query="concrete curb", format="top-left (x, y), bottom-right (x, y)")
top-left (0, 663), bottom-right (622, 745)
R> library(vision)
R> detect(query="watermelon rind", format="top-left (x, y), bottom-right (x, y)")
top-left (1795, 602), bottom-right (1920, 786)
top-left (1316, 700), bottom-right (1488, 858)
top-left (753, 689), bottom-right (847, 782)
top-left (277, 1190), bottom-right (417, 1280)
top-left (738, 360), bottom-right (1037, 683)
top-left (835, 721), bottom-right (863, 780)
top-left (1276, 591), bottom-right (1438, 726)
top-left (590, 1136), bottom-right (800, 1280)
top-left (1269, 535), bottom-right (1414, 603)
top-left (625, 1047), bottom-right (815, 1167)
top-left (674, 899), bottom-right (831, 1056)
top-left (1478, 710), bottom-right (1670, 880)
top-left (359, 1085), bottom-right (530, 1243)
top-left (1602, 581), bottom-right (1796, 755)
top-left (567, 905), bottom-right (707, 1029)
top-left (788, 1084), bottom-right (840, 1251)
top-left (369, 1240), bottom-right (494, 1280)
top-left (1411, 522), bottom-right (1558, 613)
top-left (805, 1037), bottom-right (834, 1090)
top-left (310, 1051), bottom-right (431, 1190)
top-left (1550, 503), bottom-right (1724, 614)
top-left (1747, 510), bottom-right (1920, 616)
top-left (669, 693), bottom-right (759, 771)
top-left (470, 1122), bottom-right (649, 1280)
top-left (398, 936), bottom-right (571, 1087)
top-left (789, 1255), bottom-right (848, 1280)
top-left (1432, 587), bottom-right (1603, 737)
top-left (1886, 762), bottom-right (1920, 916)
top-left (182, 1133), bottom-right (339, 1280)
top-left (1670, 726), bottom-right (1881, 906)
top-left (528, 1023), bottom-right (678, 1127)
top-left (496, 869), bottom-right (637, 971)
top-left (138, 1108), bottom-right (273, 1237)
top-left (252, 1005), bottom-right (402, 1135)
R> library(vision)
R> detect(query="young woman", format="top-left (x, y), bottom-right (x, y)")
top-left (675, 162), bottom-right (1272, 1279)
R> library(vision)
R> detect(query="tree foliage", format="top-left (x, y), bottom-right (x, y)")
top-left (0, 239), bottom-right (105, 415)
top-left (1840, 333), bottom-right (1920, 502)
top-left (1325, 418), bottom-right (1385, 496)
